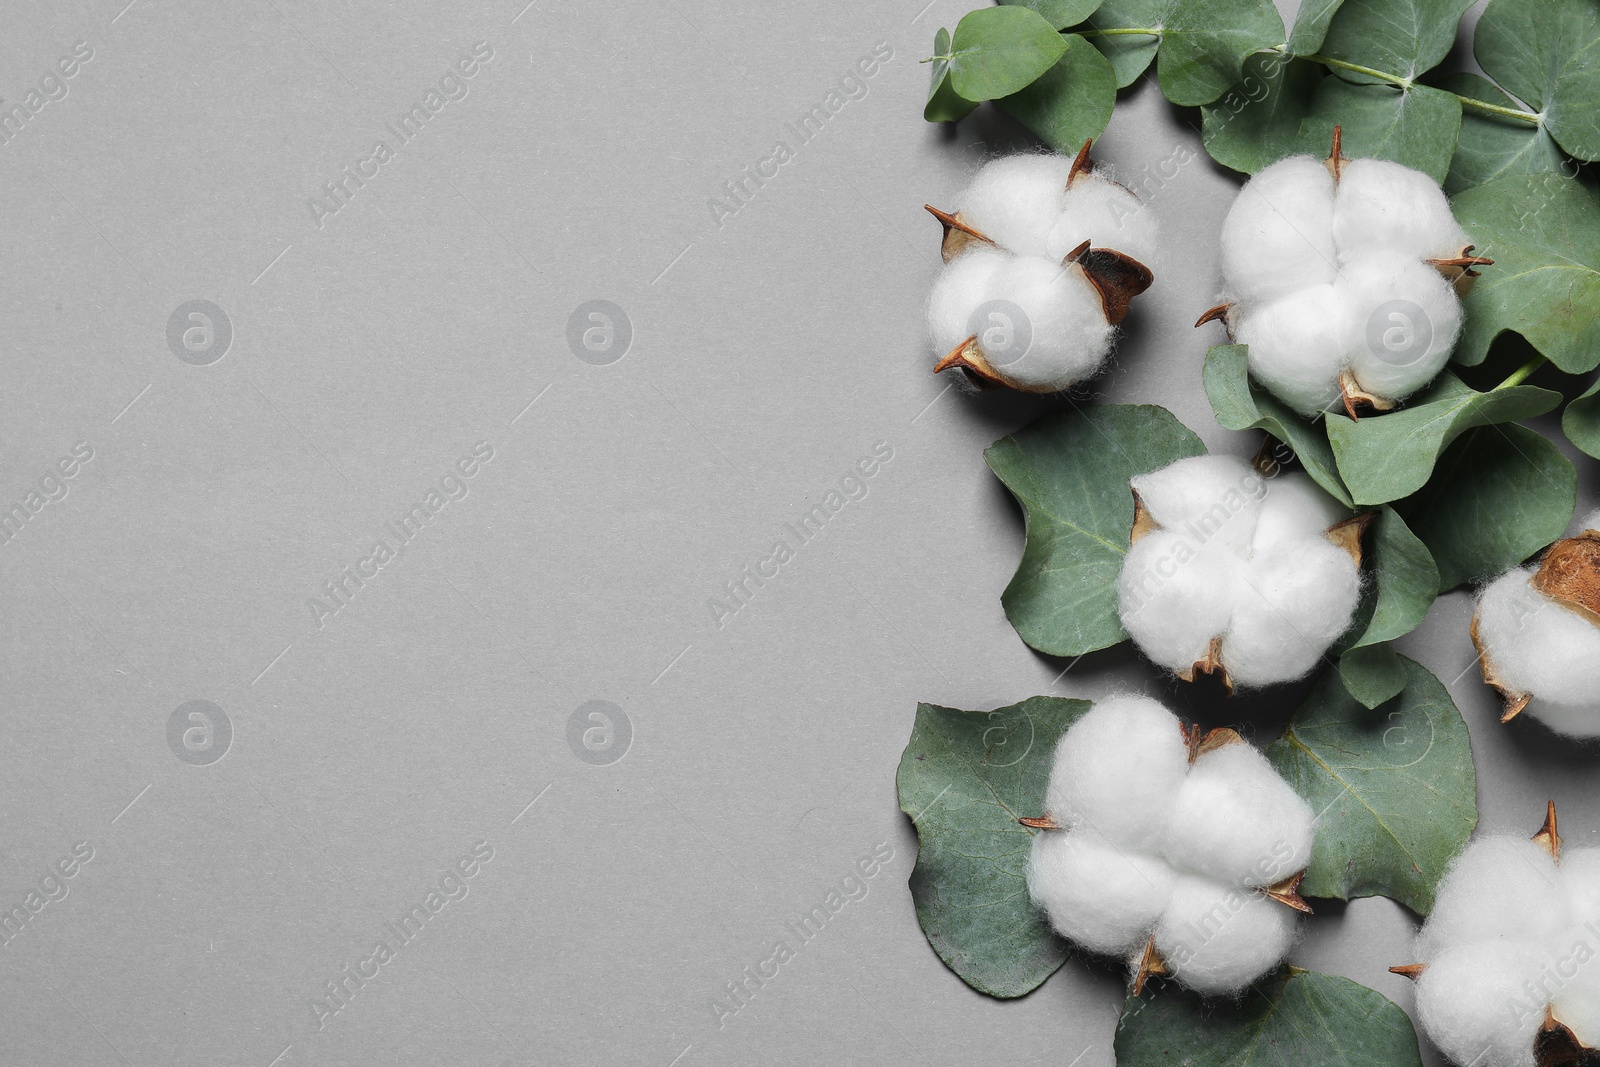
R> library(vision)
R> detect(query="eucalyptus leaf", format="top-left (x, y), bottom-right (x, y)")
top-left (947, 6), bottom-right (1069, 103)
top-left (1338, 643), bottom-right (1408, 709)
top-left (1439, 72), bottom-right (1566, 194)
top-left (1116, 967), bottom-right (1425, 1067)
top-left (1563, 376), bottom-right (1600, 460)
top-left (1325, 372), bottom-right (1562, 506)
top-left (1397, 423), bottom-right (1576, 591)
top-left (1316, 0), bottom-right (1475, 84)
top-left (897, 696), bottom-right (1092, 998)
top-left (1452, 173), bottom-right (1600, 372)
top-left (1080, 8), bottom-right (1160, 88)
top-left (1085, 0), bottom-right (1285, 106)
top-left (1336, 505), bottom-right (1438, 710)
top-left (1476, 0), bottom-right (1600, 162)
top-left (1347, 506), bottom-right (1439, 649)
top-left (1203, 344), bottom-right (1351, 506)
top-left (997, 34), bottom-right (1117, 152)
top-left (1294, 79), bottom-right (1461, 184)
top-left (1200, 54), bottom-right (1321, 174)
top-left (1267, 656), bottom-right (1477, 914)
top-left (987, 405), bottom-right (1206, 657)
top-left (1286, 0), bottom-right (1345, 56)
top-left (1000, 0), bottom-right (1104, 31)
top-left (926, 27), bottom-right (979, 123)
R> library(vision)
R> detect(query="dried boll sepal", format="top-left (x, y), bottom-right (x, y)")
top-left (1200, 126), bottom-right (1490, 419)
top-left (1471, 517), bottom-right (1600, 736)
top-left (1395, 802), bottom-right (1600, 1067)
top-left (923, 140), bottom-right (1156, 393)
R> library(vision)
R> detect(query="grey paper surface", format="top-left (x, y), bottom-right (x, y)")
top-left (1, 1), bottom-right (1594, 1065)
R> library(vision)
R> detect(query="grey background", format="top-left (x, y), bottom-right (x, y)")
top-left (0, 1), bottom-right (1594, 1065)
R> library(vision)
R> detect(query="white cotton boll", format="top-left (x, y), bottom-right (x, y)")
top-left (1027, 832), bottom-right (1176, 957)
top-left (1414, 943), bottom-right (1546, 1067)
top-left (1047, 175), bottom-right (1158, 265)
top-left (1561, 848), bottom-right (1600, 927)
top-left (1333, 158), bottom-right (1469, 263)
top-left (1219, 155), bottom-right (1338, 304)
top-left (984, 256), bottom-right (1115, 389)
top-left (1417, 837), bottom-right (1567, 962)
top-left (927, 246), bottom-right (1010, 357)
top-left (1553, 967), bottom-right (1600, 1050)
top-left (1161, 744), bottom-right (1315, 887)
top-left (1153, 875), bottom-right (1298, 995)
top-left (1526, 700), bottom-right (1600, 739)
top-left (956, 154), bottom-right (1072, 258)
top-left (1233, 284), bottom-right (1353, 416)
top-left (1250, 474), bottom-right (1349, 554)
top-left (1044, 695), bottom-right (1191, 848)
top-left (1340, 251), bottom-right (1464, 402)
top-left (1221, 542), bottom-right (1361, 688)
top-left (1120, 529), bottom-right (1245, 675)
top-left (1130, 454), bottom-right (1264, 552)
top-left (1476, 568), bottom-right (1600, 715)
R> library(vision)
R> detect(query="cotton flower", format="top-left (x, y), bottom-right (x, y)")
top-left (925, 141), bottom-right (1154, 392)
top-left (1201, 128), bottom-right (1490, 418)
top-left (1116, 454), bottom-right (1364, 691)
top-left (1472, 511), bottom-right (1600, 738)
top-left (1025, 695), bottom-right (1315, 996)
top-left (1399, 804), bottom-right (1600, 1066)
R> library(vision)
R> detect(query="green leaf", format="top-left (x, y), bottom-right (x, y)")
top-left (1563, 375), bottom-right (1600, 459)
top-left (1267, 656), bottom-right (1477, 914)
top-left (925, 27), bottom-right (980, 123)
top-left (1347, 506), bottom-right (1439, 648)
top-left (1336, 507), bottom-right (1438, 710)
top-left (1476, 0), bottom-right (1600, 162)
top-left (996, 34), bottom-right (1117, 152)
top-left (1396, 423), bottom-right (1576, 590)
top-left (1294, 78), bottom-right (1462, 184)
top-left (1439, 72), bottom-right (1566, 194)
top-left (1000, 0), bottom-right (1104, 31)
top-left (1338, 643), bottom-right (1408, 709)
top-left (987, 405), bottom-right (1206, 657)
top-left (1325, 372), bottom-right (1562, 505)
top-left (1451, 173), bottom-right (1600, 372)
top-left (946, 6), bottom-right (1070, 103)
top-left (1200, 54), bottom-right (1321, 174)
top-left (1084, 0), bottom-right (1285, 106)
top-left (1286, 0), bottom-right (1346, 55)
top-left (1316, 0), bottom-right (1475, 83)
top-left (1202, 344), bottom-right (1352, 505)
top-left (1116, 967), bottom-right (1425, 1067)
top-left (897, 695), bottom-right (1092, 998)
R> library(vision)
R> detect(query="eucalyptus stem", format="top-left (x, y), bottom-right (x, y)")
top-left (1076, 27), bottom-right (1162, 38)
top-left (1257, 48), bottom-right (1545, 127)
top-left (1493, 356), bottom-right (1547, 390)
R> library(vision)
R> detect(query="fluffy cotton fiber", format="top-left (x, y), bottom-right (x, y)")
top-left (1026, 696), bottom-right (1314, 996)
top-left (1214, 154), bottom-right (1473, 416)
top-left (925, 150), bottom-right (1155, 391)
top-left (1117, 454), bottom-right (1362, 688)
top-left (1412, 829), bottom-right (1600, 1064)
top-left (1473, 510), bottom-right (1600, 738)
